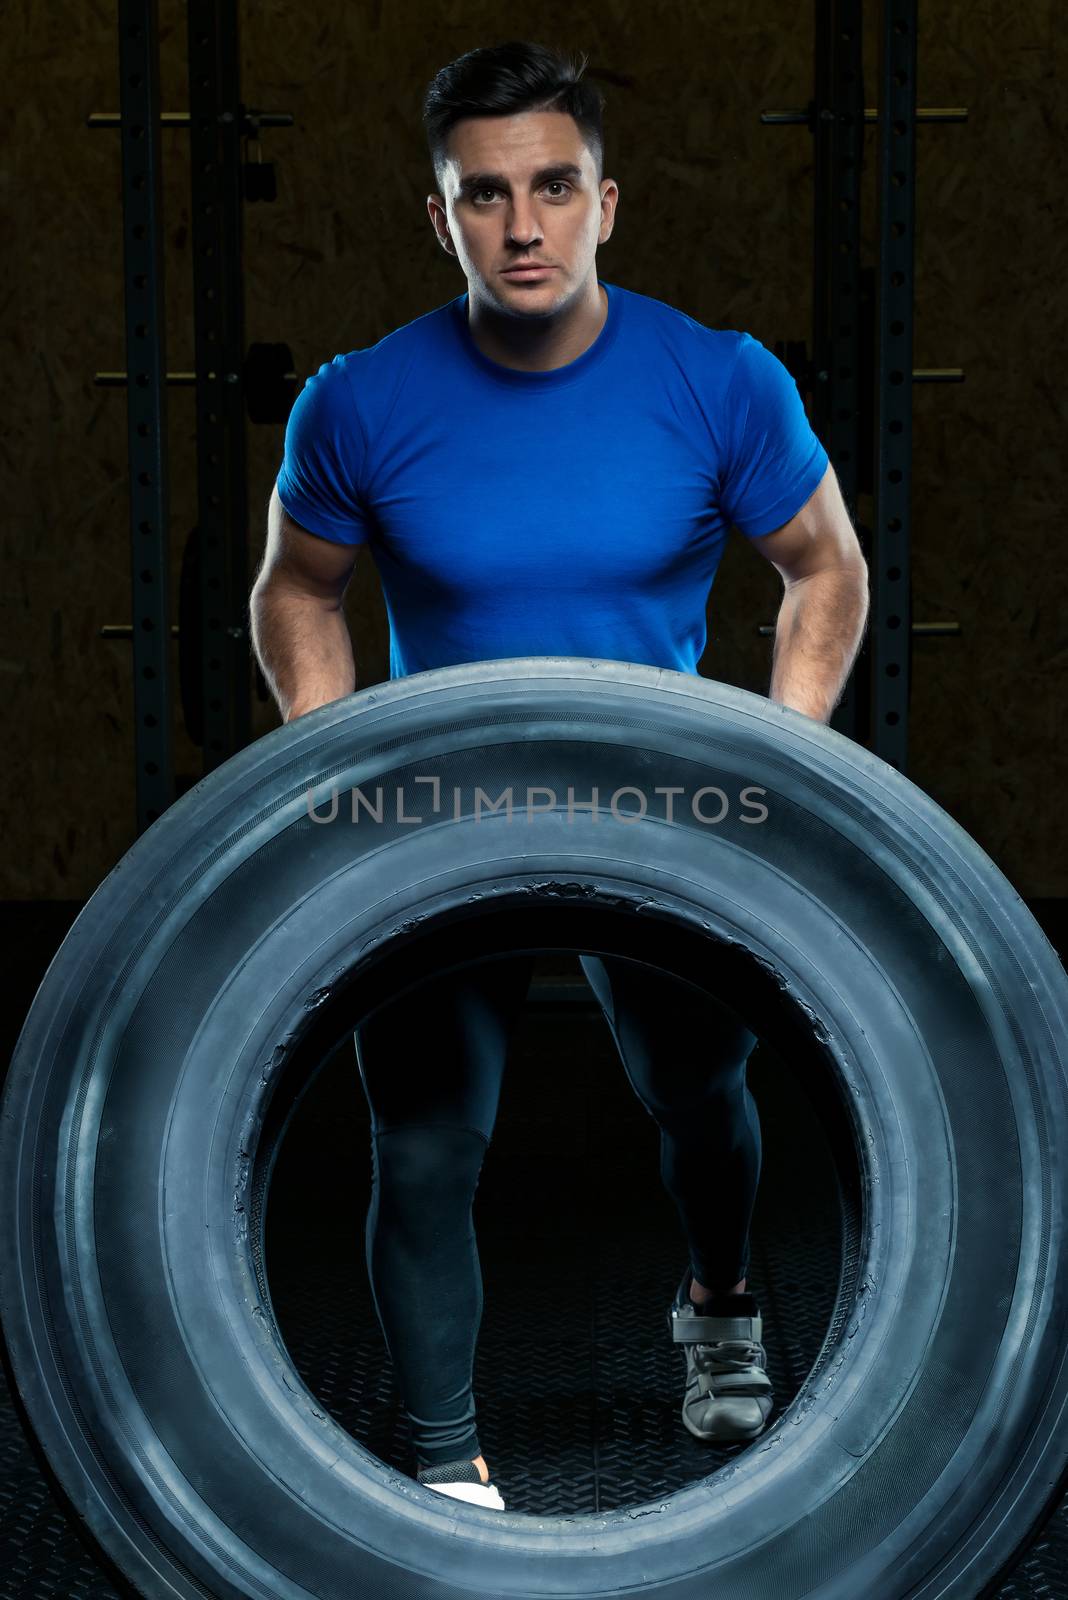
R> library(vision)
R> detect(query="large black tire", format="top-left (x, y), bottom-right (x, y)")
top-left (2, 657), bottom-right (1067, 1600)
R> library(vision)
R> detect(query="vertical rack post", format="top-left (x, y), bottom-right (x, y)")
top-left (118, 0), bottom-right (174, 830)
top-left (187, 0), bottom-right (250, 771)
top-left (814, 0), bottom-right (868, 746)
top-left (872, 0), bottom-right (917, 770)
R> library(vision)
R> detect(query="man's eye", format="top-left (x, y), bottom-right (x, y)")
top-left (472, 182), bottom-right (571, 204)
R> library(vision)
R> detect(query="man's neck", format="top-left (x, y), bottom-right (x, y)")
top-left (466, 281), bottom-right (608, 372)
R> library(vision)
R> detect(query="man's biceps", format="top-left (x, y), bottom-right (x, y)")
top-left (749, 471), bottom-right (863, 583)
top-left (287, 532), bottom-right (361, 598)
top-left (264, 495), bottom-right (360, 597)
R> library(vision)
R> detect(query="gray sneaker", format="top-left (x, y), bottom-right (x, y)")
top-left (667, 1268), bottom-right (774, 1442)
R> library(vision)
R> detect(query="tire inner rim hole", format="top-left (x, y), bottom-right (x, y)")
top-left (248, 901), bottom-right (865, 1513)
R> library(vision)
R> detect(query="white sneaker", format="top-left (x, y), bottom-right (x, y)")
top-left (416, 1459), bottom-right (506, 1509)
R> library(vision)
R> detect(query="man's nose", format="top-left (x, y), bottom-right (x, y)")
top-left (506, 204), bottom-right (542, 246)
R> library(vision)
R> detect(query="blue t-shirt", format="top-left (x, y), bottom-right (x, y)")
top-left (275, 280), bottom-right (829, 681)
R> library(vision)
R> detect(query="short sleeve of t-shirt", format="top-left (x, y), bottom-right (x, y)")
top-left (274, 357), bottom-right (371, 545)
top-left (718, 335), bottom-right (829, 538)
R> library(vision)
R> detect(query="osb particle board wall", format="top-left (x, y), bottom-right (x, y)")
top-left (3, 1), bottom-right (1065, 898)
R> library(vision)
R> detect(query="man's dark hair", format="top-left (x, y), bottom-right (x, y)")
top-left (422, 40), bottom-right (605, 193)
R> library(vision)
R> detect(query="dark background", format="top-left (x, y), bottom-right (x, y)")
top-left (3, 0), bottom-right (1064, 900)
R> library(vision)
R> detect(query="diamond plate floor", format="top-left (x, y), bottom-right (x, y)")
top-left (2, 902), bottom-right (1067, 1598)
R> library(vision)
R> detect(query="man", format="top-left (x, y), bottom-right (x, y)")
top-left (250, 40), bottom-right (869, 1511)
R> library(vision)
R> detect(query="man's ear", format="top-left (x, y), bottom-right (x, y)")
top-left (427, 194), bottom-right (454, 254)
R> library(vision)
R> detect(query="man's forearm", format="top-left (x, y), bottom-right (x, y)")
top-left (249, 580), bottom-right (357, 723)
top-left (768, 562), bottom-right (870, 725)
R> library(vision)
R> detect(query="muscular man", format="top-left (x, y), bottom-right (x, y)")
top-left (250, 40), bottom-right (868, 1511)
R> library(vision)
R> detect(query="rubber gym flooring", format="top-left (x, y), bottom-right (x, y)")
top-left (2, 901), bottom-right (1066, 1599)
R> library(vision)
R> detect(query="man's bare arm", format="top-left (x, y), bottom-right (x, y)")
top-left (249, 484), bottom-right (361, 723)
top-left (747, 464), bottom-right (870, 725)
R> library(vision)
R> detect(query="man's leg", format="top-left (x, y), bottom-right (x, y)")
top-left (577, 953), bottom-right (761, 1297)
top-left (353, 954), bottom-right (535, 1478)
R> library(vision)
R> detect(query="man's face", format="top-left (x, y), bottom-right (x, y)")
top-left (427, 109), bottom-right (617, 316)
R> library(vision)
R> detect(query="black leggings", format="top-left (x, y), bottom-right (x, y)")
top-left (353, 953), bottom-right (760, 1469)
